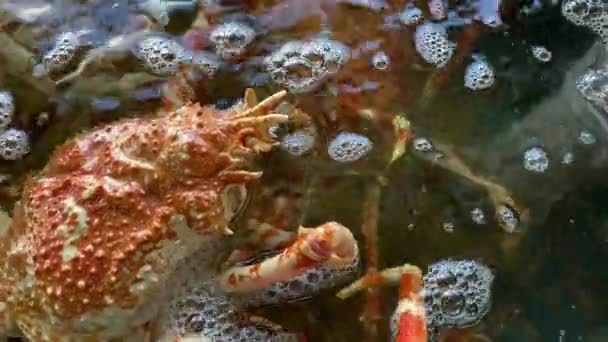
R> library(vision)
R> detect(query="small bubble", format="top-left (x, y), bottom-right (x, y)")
top-left (561, 152), bottom-right (574, 165)
top-left (281, 129), bottom-right (316, 157)
top-left (0, 91), bottom-right (15, 131)
top-left (523, 147), bottom-right (549, 173)
top-left (0, 128), bottom-right (30, 161)
top-left (497, 205), bottom-right (518, 233)
top-left (442, 222), bottom-right (455, 233)
top-left (531, 46), bottom-right (552, 63)
top-left (464, 57), bottom-right (495, 91)
top-left (413, 137), bottom-right (433, 152)
top-left (578, 130), bottom-right (596, 145)
top-left (371, 51), bottom-right (390, 70)
top-left (399, 6), bottom-right (424, 25)
top-left (470, 208), bottom-right (486, 225)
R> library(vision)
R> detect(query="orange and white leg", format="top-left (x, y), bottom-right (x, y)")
top-left (337, 264), bottom-right (427, 342)
top-left (218, 221), bottom-right (358, 294)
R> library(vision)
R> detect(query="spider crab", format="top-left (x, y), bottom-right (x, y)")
top-left (0, 88), bottom-right (360, 341)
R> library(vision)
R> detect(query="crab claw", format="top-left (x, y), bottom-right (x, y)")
top-left (230, 89), bottom-right (290, 153)
top-left (217, 222), bottom-right (358, 293)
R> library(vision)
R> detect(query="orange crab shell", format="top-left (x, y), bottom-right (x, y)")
top-left (0, 89), bottom-right (289, 337)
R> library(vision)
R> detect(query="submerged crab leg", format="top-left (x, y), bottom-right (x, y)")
top-left (412, 141), bottom-right (523, 231)
top-left (361, 180), bottom-right (383, 341)
top-left (337, 264), bottom-right (427, 342)
top-left (218, 222), bottom-right (357, 293)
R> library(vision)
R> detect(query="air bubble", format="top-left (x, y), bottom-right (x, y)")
top-left (328, 132), bottom-right (373, 163)
top-left (497, 205), bottom-right (518, 233)
top-left (36, 31), bottom-right (84, 76)
top-left (413, 137), bottom-right (433, 152)
top-left (414, 23), bottom-right (456, 68)
top-left (576, 68), bottom-right (608, 111)
top-left (0, 91), bottom-right (15, 131)
top-left (399, 6), bottom-right (424, 26)
top-left (0, 128), bottom-right (30, 161)
top-left (464, 57), bottom-right (495, 91)
top-left (134, 36), bottom-right (192, 76)
top-left (371, 51), bottom-right (390, 70)
top-left (281, 129), bottom-right (316, 157)
top-left (429, 0), bottom-right (448, 20)
top-left (578, 130), bottom-right (596, 145)
top-left (422, 259), bottom-right (494, 330)
top-left (562, 0), bottom-right (608, 43)
top-left (562, 152), bottom-right (574, 165)
top-left (265, 38), bottom-right (351, 93)
top-left (470, 208), bottom-right (486, 225)
top-left (209, 22), bottom-right (256, 60)
top-left (442, 222), bottom-right (455, 233)
top-left (523, 147), bottom-right (549, 172)
top-left (531, 46), bottom-right (552, 63)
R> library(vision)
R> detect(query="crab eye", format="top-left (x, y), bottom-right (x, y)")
top-left (185, 313), bottom-right (205, 333)
top-left (221, 184), bottom-right (249, 224)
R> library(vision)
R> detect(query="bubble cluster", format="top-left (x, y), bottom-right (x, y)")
top-left (399, 5), bottom-right (424, 26)
top-left (496, 205), bottom-right (518, 232)
top-left (280, 129), bottom-right (316, 156)
top-left (371, 51), bottom-right (390, 70)
top-left (0, 128), bottom-right (30, 161)
top-left (327, 132), bottom-right (373, 163)
top-left (209, 22), bottom-right (256, 60)
top-left (35, 31), bottom-right (86, 76)
top-left (464, 57), bottom-right (495, 91)
top-left (576, 68), bottom-right (608, 111)
top-left (531, 46), bottom-right (552, 63)
top-left (562, 0), bottom-right (608, 42)
top-left (422, 259), bottom-right (494, 329)
top-left (413, 137), bottom-right (433, 152)
top-left (265, 38), bottom-right (351, 93)
top-left (0, 91), bottom-right (15, 131)
top-left (170, 289), bottom-right (293, 341)
top-left (133, 35), bottom-right (192, 76)
top-left (523, 146), bottom-right (549, 172)
top-left (253, 257), bottom-right (358, 306)
top-left (414, 23), bottom-right (456, 68)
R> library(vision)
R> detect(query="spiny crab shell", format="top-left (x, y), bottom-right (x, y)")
top-left (0, 89), bottom-right (358, 341)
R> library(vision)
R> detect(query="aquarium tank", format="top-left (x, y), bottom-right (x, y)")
top-left (0, 0), bottom-right (607, 341)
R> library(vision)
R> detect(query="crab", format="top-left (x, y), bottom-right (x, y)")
top-left (0, 88), bottom-right (360, 341)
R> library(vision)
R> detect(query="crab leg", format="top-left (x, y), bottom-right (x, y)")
top-left (218, 221), bottom-right (357, 293)
top-left (337, 264), bottom-right (427, 342)
top-left (243, 222), bottom-right (297, 250)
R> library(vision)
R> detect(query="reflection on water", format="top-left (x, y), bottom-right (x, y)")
top-left (0, 0), bottom-right (607, 341)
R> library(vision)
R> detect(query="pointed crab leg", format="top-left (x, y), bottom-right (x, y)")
top-left (337, 264), bottom-right (427, 342)
top-left (217, 221), bottom-right (358, 294)
top-left (231, 90), bottom-right (288, 120)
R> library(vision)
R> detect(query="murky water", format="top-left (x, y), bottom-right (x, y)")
top-left (1, 0), bottom-right (608, 341)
